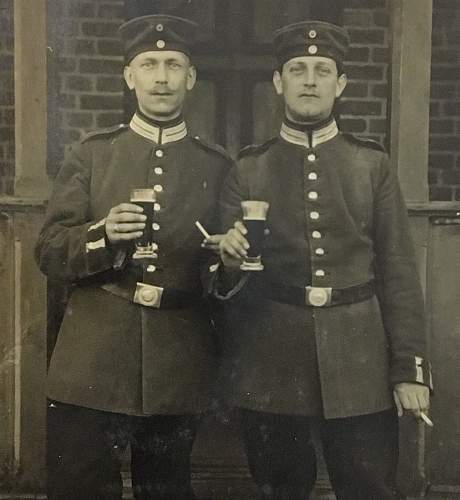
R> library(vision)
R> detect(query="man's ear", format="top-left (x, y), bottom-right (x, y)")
top-left (335, 73), bottom-right (347, 98)
top-left (186, 65), bottom-right (197, 91)
top-left (273, 70), bottom-right (283, 96)
top-left (123, 65), bottom-right (135, 90)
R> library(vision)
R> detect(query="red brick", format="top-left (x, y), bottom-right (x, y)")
top-left (431, 65), bottom-right (460, 81)
top-left (57, 57), bottom-right (77, 73)
top-left (442, 169), bottom-right (460, 185)
top-left (348, 0), bottom-right (386, 7)
top-left (343, 10), bottom-right (373, 27)
top-left (371, 83), bottom-right (388, 98)
top-left (432, 49), bottom-right (460, 64)
top-left (80, 94), bottom-right (124, 110)
top-left (369, 119), bottom-right (387, 134)
top-left (428, 168), bottom-right (441, 186)
top-left (96, 112), bottom-right (125, 128)
top-left (430, 102), bottom-right (440, 117)
top-left (372, 47), bottom-right (389, 64)
top-left (79, 58), bottom-right (122, 75)
top-left (0, 126), bottom-right (13, 141)
top-left (58, 94), bottom-right (77, 109)
top-left (97, 39), bottom-right (122, 57)
top-left (96, 76), bottom-right (124, 93)
top-left (443, 101), bottom-right (460, 116)
top-left (340, 100), bottom-right (382, 116)
top-left (430, 119), bottom-right (455, 134)
top-left (65, 75), bottom-right (94, 92)
top-left (74, 39), bottom-right (96, 56)
top-left (347, 47), bottom-right (370, 63)
top-left (446, 31), bottom-right (460, 44)
top-left (81, 21), bottom-right (119, 38)
top-left (428, 151), bottom-right (455, 170)
top-left (348, 28), bottom-right (386, 45)
top-left (430, 136), bottom-right (460, 152)
top-left (373, 11), bottom-right (390, 28)
top-left (430, 83), bottom-right (456, 99)
top-left (344, 64), bottom-right (385, 81)
top-left (0, 54), bottom-right (13, 70)
top-left (67, 2), bottom-right (96, 18)
top-left (340, 118), bottom-right (367, 133)
top-left (67, 112), bottom-right (94, 128)
top-left (343, 82), bottom-right (368, 98)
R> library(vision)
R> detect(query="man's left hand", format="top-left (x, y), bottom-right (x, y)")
top-left (393, 383), bottom-right (430, 418)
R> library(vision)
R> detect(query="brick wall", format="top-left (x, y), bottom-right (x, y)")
top-left (47, 0), bottom-right (125, 174)
top-left (429, 0), bottom-right (460, 201)
top-left (0, 0), bottom-right (14, 195)
top-left (341, 0), bottom-right (390, 147)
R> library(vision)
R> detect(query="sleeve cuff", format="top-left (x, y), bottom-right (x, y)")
top-left (390, 355), bottom-right (433, 392)
top-left (202, 259), bottom-right (250, 300)
top-left (85, 219), bottom-right (127, 274)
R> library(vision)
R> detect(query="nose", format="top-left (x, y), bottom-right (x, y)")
top-left (304, 69), bottom-right (316, 87)
top-left (155, 62), bottom-right (168, 84)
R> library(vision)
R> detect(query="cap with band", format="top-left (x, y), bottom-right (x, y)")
top-left (119, 14), bottom-right (198, 64)
top-left (274, 20), bottom-right (350, 67)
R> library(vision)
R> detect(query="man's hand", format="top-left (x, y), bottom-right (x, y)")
top-left (219, 221), bottom-right (249, 269)
top-left (201, 234), bottom-right (224, 254)
top-left (105, 203), bottom-right (146, 244)
top-left (393, 383), bottom-right (430, 418)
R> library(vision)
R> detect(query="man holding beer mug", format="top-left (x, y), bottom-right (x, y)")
top-left (211, 21), bottom-right (433, 499)
top-left (35, 14), bottom-right (231, 500)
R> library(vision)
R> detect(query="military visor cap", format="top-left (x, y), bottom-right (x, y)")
top-left (119, 14), bottom-right (198, 64)
top-left (274, 20), bottom-right (350, 67)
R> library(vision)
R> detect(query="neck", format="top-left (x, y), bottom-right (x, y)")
top-left (284, 114), bottom-right (334, 132)
top-left (136, 108), bottom-right (184, 128)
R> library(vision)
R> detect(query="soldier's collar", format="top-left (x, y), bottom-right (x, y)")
top-left (130, 112), bottom-right (187, 145)
top-left (280, 117), bottom-right (338, 148)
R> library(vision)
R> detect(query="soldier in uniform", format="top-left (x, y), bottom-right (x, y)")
top-left (209, 21), bottom-right (433, 500)
top-left (35, 15), bottom-right (231, 500)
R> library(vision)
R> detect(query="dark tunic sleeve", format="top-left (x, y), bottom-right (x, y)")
top-left (373, 156), bottom-right (432, 389)
top-left (35, 141), bottom-right (123, 283)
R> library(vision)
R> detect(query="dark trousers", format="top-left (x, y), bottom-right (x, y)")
top-left (241, 409), bottom-right (401, 500)
top-left (47, 401), bottom-right (198, 500)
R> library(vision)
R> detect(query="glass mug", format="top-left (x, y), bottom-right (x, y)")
top-left (240, 200), bottom-right (269, 271)
top-left (130, 188), bottom-right (158, 260)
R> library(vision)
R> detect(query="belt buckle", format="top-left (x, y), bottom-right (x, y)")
top-left (305, 286), bottom-right (332, 307)
top-left (134, 282), bottom-right (164, 308)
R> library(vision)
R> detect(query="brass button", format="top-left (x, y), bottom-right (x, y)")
top-left (152, 223), bottom-right (160, 231)
top-left (308, 191), bottom-right (318, 200)
top-left (140, 288), bottom-right (156, 303)
top-left (310, 211), bottom-right (319, 220)
top-left (308, 288), bottom-right (328, 307)
top-left (146, 264), bottom-right (156, 273)
top-left (156, 40), bottom-right (166, 49)
top-left (154, 167), bottom-right (163, 175)
top-left (308, 172), bottom-right (318, 181)
top-left (308, 45), bottom-right (318, 55)
top-left (315, 269), bottom-right (325, 277)
top-left (309, 29), bottom-right (317, 39)
top-left (154, 185), bottom-right (163, 193)
top-left (307, 153), bottom-right (316, 162)
top-left (154, 203), bottom-right (161, 212)
top-left (312, 230), bottom-right (322, 239)
top-left (152, 243), bottom-right (158, 250)
top-left (156, 23), bottom-right (164, 32)
top-left (315, 248), bottom-right (325, 256)
top-left (155, 149), bottom-right (164, 158)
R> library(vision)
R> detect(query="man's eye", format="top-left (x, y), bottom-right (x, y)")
top-left (289, 66), bottom-right (303, 73)
top-left (141, 62), bottom-right (153, 68)
top-left (317, 67), bottom-right (332, 75)
top-left (168, 62), bottom-right (181, 69)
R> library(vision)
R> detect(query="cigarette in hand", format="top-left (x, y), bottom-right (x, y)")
top-left (420, 411), bottom-right (434, 427)
top-left (195, 221), bottom-right (211, 240)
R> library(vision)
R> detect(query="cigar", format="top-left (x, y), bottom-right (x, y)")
top-left (195, 221), bottom-right (211, 239)
top-left (420, 411), bottom-right (434, 427)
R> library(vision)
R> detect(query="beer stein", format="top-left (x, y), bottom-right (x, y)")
top-left (130, 188), bottom-right (158, 260)
top-left (240, 200), bottom-right (269, 271)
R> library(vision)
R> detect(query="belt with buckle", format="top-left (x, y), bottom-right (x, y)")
top-left (101, 282), bottom-right (201, 309)
top-left (254, 280), bottom-right (375, 308)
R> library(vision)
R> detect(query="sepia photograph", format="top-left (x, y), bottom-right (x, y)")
top-left (0, 0), bottom-right (459, 499)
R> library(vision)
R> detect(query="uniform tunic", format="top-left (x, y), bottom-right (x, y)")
top-left (209, 119), bottom-right (432, 419)
top-left (36, 113), bottom-right (232, 416)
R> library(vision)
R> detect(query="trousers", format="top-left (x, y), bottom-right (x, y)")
top-left (47, 401), bottom-right (198, 500)
top-left (241, 408), bottom-right (402, 500)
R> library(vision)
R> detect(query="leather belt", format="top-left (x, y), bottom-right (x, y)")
top-left (254, 280), bottom-right (375, 308)
top-left (101, 282), bottom-right (201, 309)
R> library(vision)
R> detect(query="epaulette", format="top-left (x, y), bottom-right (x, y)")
top-left (81, 124), bottom-right (129, 143)
top-left (237, 137), bottom-right (278, 160)
top-left (342, 133), bottom-right (386, 153)
top-left (191, 135), bottom-right (232, 161)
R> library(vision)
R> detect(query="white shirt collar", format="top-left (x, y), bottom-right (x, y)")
top-left (130, 113), bottom-right (188, 145)
top-left (280, 118), bottom-right (339, 148)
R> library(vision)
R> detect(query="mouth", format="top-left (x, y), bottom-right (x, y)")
top-left (150, 92), bottom-right (173, 96)
top-left (299, 93), bottom-right (319, 98)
